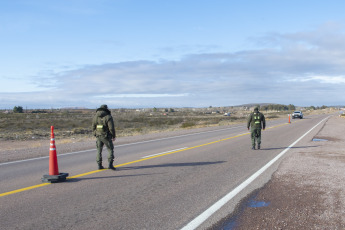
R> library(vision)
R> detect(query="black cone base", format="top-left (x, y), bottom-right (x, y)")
top-left (41, 172), bottom-right (69, 183)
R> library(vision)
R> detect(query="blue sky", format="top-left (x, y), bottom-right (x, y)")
top-left (1, 0), bottom-right (345, 109)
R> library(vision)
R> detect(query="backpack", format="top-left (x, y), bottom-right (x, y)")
top-left (253, 112), bottom-right (261, 126)
top-left (95, 116), bottom-right (108, 137)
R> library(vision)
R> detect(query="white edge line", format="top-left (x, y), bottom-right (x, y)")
top-left (141, 147), bottom-right (188, 159)
top-left (0, 149), bottom-right (95, 166)
top-left (180, 116), bottom-right (329, 230)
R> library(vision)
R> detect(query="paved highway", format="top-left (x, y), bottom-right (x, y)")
top-left (0, 114), bottom-right (330, 229)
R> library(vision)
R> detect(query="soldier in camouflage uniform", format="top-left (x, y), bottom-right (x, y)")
top-left (92, 105), bottom-right (116, 170)
top-left (247, 107), bottom-right (266, 150)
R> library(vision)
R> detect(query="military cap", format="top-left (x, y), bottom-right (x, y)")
top-left (100, 104), bottom-right (108, 109)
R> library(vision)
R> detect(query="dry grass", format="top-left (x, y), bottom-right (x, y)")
top-left (0, 107), bottom-right (339, 141)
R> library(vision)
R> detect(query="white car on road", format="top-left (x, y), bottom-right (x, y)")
top-left (292, 111), bottom-right (303, 119)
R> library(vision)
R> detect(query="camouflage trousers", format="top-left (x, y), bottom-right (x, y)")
top-left (96, 136), bottom-right (114, 164)
top-left (250, 128), bottom-right (262, 147)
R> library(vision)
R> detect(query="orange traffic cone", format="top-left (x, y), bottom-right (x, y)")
top-left (42, 126), bottom-right (69, 183)
top-left (49, 126), bottom-right (59, 175)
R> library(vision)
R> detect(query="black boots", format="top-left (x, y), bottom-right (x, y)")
top-left (98, 162), bottom-right (116, 170)
top-left (108, 161), bottom-right (116, 170)
top-left (252, 144), bottom-right (261, 150)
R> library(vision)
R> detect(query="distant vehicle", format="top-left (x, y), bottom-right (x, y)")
top-left (224, 112), bottom-right (231, 116)
top-left (292, 111), bottom-right (303, 119)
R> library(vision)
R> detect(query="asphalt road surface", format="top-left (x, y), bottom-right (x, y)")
top-left (0, 114), bottom-right (329, 230)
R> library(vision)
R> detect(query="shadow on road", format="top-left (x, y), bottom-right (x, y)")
top-left (119, 161), bottom-right (226, 171)
top-left (261, 145), bottom-right (318, 151)
top-left (66, 173), bottom-right (157, 182)
top-left (65, 161), bottom-right (226, 182)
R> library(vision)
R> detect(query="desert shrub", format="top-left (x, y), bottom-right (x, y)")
top-left (181, 121), bottom-right (196, 128)
top-left (72, 128), bottom-right (91, 134)
top-left (13, 106), bottom-right (24, 113)
top-left (31, 110), bottom-right (47, 113)
top-left (134, 127), bottom-right (143, 133)
top-left (0, 107), bottom-right (289, 140)
top-left (167, 117), bottom-right (184, 125)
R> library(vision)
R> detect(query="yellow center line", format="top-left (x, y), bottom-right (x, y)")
top-left (1, 122), bottom-right (292, 197)
top-left (0, 183), bottom-right (50, 197)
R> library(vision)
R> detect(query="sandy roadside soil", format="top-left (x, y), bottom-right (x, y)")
top-left (212, 115), bottom-right (345, 229)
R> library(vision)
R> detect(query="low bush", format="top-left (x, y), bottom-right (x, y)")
top-left (181, 121), bottom-right (196, 128)
top-left (0, 107), bottom-right (292, 140)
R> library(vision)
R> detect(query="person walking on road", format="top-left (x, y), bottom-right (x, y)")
top-left (247, 106), bottom-right (266, 150)
top-left (92, 104), bottom-right (116, 170)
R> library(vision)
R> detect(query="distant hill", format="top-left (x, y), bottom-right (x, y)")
top-left (60, 107), bottom-right (88, 110)
top-left (233, 103), bottom-right (276, 108)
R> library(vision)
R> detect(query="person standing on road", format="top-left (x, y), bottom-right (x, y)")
top-left (247, 107), bottom-right (266, 150)
top-left (92, 104), bottom-right (116, 170)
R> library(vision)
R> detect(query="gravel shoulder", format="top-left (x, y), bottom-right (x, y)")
top-left (212, 115), bottom-right (345, 229)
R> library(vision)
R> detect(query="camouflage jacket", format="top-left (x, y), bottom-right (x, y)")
top-left (92, 108), bottom-right (116, 138)
top-left (247, 112), bottom-right (266, 129)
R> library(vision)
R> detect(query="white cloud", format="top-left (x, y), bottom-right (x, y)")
top-left (94, 94), bottom-right (190, 98)
top-left (289, 76), bottom-right (345, 84)
top-left (2, 25), bottom-right (345, 108)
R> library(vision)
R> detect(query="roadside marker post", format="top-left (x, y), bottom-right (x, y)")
top-left (288, 114), bottom-right (291, 124)
top-left (41, 126), bottom-right (69, 183)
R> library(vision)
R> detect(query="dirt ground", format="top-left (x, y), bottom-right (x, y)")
top-left (212, 115), bottom-right (345, 229)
